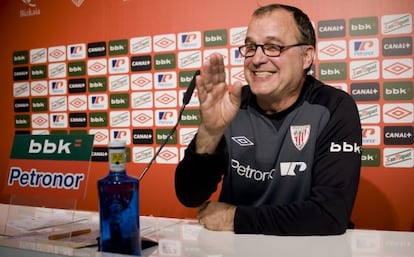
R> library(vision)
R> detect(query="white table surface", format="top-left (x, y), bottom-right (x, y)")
top-left (0, 203), bottom-right (413, 257)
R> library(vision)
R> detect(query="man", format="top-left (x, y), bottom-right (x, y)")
top-left (175, 3), bottom-right (362, 236)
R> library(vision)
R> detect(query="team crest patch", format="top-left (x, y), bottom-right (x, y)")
top-left (290, 125), bottom-right (310, 151)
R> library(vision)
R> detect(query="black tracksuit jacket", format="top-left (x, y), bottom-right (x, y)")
top-left (175, 75), bottom-right (362, 236)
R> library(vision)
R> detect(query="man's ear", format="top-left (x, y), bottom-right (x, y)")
top-left (303, 46), bottom-right (315, 70)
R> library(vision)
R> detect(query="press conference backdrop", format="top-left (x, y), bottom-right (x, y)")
top-left (0, 0), bottom-right (413, 231)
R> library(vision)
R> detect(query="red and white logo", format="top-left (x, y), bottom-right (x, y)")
top-left (290, 125), bottom-right (311, 151)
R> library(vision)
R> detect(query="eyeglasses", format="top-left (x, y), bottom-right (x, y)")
top-left (238, 43), bottom-right (308, 57)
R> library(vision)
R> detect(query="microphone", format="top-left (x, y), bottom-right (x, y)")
top-left (138, 70), bottom-right (200, 180)
top-left (182, 69), bottom-right (200, 105)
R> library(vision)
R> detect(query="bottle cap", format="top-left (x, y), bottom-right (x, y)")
top-left (109, 139), bottom-right (126, 148)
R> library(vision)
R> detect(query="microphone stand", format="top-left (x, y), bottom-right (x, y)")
top-left (138, 70), bottom-right (200, 180)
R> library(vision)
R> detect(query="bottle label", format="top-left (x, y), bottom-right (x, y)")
top-left (109, 148), bottom-right (125, 172)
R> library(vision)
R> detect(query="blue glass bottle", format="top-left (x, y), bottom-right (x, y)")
top-left (98, 140), bottom-right (141, 256)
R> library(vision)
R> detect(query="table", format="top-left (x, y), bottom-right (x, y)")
top-left (0, 203), bottom-right (413, 257)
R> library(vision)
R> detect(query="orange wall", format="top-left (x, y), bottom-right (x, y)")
top-left (0, 0), bottom-right (413, 231)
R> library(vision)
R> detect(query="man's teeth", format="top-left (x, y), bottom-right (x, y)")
top-left (254, 71), bottom-right (273, 77)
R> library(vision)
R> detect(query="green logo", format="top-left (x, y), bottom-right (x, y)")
top-left (31, 65), bottom-right (47, 79)
top-left (156, 129), bottom-right (177, 144)
top-left (154, 53), bottom-right (176, 70)
top-left (88, 77), bottom-right (107, 92)
top-left (318, 62), bottom-right (347, 81)
top-left (31, 98), bottom-right (48, 112)
top-left (361, 148), bottom-right (380, 167)
top-left (15, 114), bottom-right (30, 128)
top-left (383, 81), bottom-right (413, 101)
top-left (350, 17), bottom-right (378, 36)
top-left (180, 109), bottom-right (201, 125)
top-left (68, 61), bottom-right (86, 77)
top-left (179, 70), bottom-right (198, 87)
top-left (89, 112), bottom-right (108, 127)
top-left (10, 134), bottom-right (94, 161)
top-left (13, 50), bottom-right (29, 65)
top-left (109, 39), bottom-right (128, 55)
top-left (110, 93), bottom-right (129, 108)
top-left (204, 29), bottom-right (227, 47)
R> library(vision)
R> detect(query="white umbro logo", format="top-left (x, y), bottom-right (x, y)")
top-left (231, 136), bottom-right (254, 146)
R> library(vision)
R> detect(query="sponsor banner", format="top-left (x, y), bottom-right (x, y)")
top-left (4, 134), bottom-right (94, 201)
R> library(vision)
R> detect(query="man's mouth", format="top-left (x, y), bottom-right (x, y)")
top-left (253, 71), bottom-right (275, 77)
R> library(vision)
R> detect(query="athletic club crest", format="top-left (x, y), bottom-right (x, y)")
top-left (290, 125), bottom-right (310, 151)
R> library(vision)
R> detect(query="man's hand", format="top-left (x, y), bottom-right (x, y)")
top-left (195, 53), bottom-right (243, 154)
top-left (197, 201), bottom-right (236, 231)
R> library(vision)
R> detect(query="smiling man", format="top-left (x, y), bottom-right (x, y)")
top-left (175, 3), bottom-right (362, 236)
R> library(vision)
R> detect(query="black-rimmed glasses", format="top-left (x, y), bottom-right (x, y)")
top-left (238, 43), bottom-right (308, 57)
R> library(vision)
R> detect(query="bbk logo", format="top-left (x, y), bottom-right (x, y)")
top-left (31, 65), bottom-right (47, 79)
top-left (349, 16), bottom-right (378, 36)
top-left (361, 148), bottom-right (380, 167)
top-left (13, 50), bottom-right (28, 65)
top-left (383, 81), bottom-right (413, 101)
top-left (89, 77), bottom-right (107, 92)
top-left (29, 139), bottom-right (72, 154)
top-left (154, 53), bottom-right (176, 70)
top-left (330, 141), bottom-right (362, 153)
top-left (318, 62), bottom-right (347, 81)
top-left (108, 57), bottom-right (129, 74)
top-left (204, 29), bottom-right (227, 47)
top-left (109, 39), bottom-right (128, 55)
